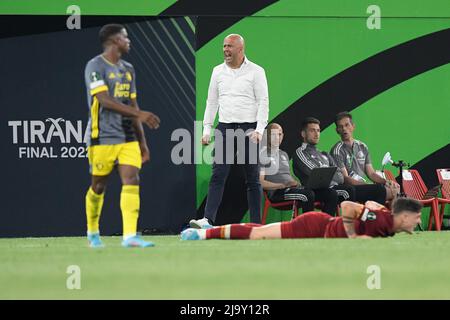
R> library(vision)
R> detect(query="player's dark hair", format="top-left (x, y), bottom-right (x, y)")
top-left (335, 111), bottom-right (353, 125)
top-left (99, 24), bottom-right (125, 46)
top-left (392, 197), bottom-right (423, 215)
top-left (300, 117), bottom-right (320, 132)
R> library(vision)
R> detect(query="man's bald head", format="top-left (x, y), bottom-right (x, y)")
top-left (223, 34), bottom-right (245, 68)
top-left (224, 34), bottom-right (245, 49)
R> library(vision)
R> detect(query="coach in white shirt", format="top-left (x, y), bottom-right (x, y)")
top-left (190, 34), bottom-right (269, 229)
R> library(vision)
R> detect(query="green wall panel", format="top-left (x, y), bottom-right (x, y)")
top-left (196, 15), bottom-right (450, 207)
top-left (0, 0), bottom-right (176, 15)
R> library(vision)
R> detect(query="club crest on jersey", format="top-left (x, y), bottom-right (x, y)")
top-left (114, 82), bottom-right (131, 98)
top-left (367, 212), bottom-right (376, 221)
top-left (346, 154), bottom-right (351, 165)
top-left (361, 208), bottom-right (377, 221)
top-left (90, 72), bottom-right (101, 82)
top-left (108, 72), bottom-right (116, 79)
top-left (125, 71), bottom-right (132, 81)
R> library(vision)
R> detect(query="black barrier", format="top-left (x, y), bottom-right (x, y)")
top-left (0, 18), bottom-right (196, 237)
top-left (0, 300), bottom-right (444, 318)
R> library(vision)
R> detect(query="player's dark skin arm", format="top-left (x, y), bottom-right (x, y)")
top-left (95, 91), bottom-right (160, 129)
top-left (89, 92), bottom-right (160, 194)
top-left (130, 98), bottom-right (154, 163)
top-left (340, 201), bottom-right (372, 239)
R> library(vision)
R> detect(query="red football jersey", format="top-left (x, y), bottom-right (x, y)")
top-left (325, 208), bottom-right (395, 238)
top-left (281, 211), bottom-right (331, 238)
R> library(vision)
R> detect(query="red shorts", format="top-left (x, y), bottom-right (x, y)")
top-left (280, 212), bottom-right (332, 238)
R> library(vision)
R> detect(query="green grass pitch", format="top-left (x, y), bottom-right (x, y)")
top-left (1, 232), bottom-right (449, 299)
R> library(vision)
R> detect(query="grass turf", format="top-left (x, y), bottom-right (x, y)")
top-left (1, 232), bottom-right (449, 299)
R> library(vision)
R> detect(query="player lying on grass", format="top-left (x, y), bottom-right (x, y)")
top-left (181, 197), bottom-right (422, 240)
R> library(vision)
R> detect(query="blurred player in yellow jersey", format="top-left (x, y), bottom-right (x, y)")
top-left (84, 24), bottom-right (160, 248)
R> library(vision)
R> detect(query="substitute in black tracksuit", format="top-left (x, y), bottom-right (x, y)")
top-left (293, 117), bottom-right (358, 215)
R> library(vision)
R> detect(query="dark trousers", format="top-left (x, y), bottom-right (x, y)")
top-left (269, 187), bottom-right (315, 212)
top-left (332, 184), bottom-right (356, 202)
top-left (353, 184), bottom-right (387, 204)
top-left (313, 183), bottom-right (386, 216)
top-left (332, 184), bottom-right (386, 204)
top-left (312, 188), bottom-right (339, 215)
top-left (313, 184), bottom-right (355, 216)
top-left (204, 122), bottom-right (261, 224)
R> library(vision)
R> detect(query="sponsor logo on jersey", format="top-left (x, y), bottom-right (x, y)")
top-left (114, 82), bottom-right (131, 98)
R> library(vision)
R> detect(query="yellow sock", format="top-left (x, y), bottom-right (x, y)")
top-left (85, 187), bottom-right (104, 234)
top-left (120, 185), bottom-right (140, 239)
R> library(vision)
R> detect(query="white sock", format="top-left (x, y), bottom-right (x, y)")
top-left (198, 229), bottom-right (207, 240)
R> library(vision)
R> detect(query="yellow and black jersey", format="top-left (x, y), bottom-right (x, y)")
top-left (84, 54), bottom-right (137, 146)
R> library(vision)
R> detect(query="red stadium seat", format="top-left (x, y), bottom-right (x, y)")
top-left (383, 169), bottom-right (396, 182)
top-left (436, 169), bottom-right (450, 229)
top-left (262, 191), bottom-right (299, 224)
top-left (261, 191), bottom-right (339, 224)
top-left (402, 169), bottom-right (440, 231)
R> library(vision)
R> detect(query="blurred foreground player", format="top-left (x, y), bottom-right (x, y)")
top-left (84, 24), bottom-right (160, 248)
top-left (181, 197), bottom-right (422, 240)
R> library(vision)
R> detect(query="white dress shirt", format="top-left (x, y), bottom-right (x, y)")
top-left (203, 57), bottom-right (269, 136)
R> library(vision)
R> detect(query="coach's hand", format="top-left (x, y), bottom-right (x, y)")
top-left (201, 134), bottom-right (211, 145)
top-left (139, 111), bottom-right (160, 129)
top-left (248, 131), bottom-right (262, 144)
